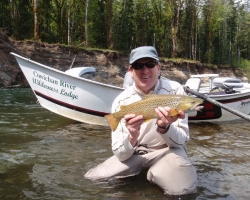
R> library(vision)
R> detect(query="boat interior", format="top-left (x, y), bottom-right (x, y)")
top-left (185, 74), bottom-right (250, 95)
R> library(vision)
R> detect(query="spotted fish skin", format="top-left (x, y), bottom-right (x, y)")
top-left (105, 94), bottom-right (203, 131)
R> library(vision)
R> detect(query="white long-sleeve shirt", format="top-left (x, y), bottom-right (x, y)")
top-left (111, 77), bottom-right (189, 161)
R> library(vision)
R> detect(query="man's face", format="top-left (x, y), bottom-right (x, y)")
top-left (129, 58), bottom-right (161, 94)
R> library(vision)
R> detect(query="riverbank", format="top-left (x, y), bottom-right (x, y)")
top-left (0, 31), bottom-right (248, 88)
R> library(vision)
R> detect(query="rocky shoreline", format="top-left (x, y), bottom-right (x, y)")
top-left (0, 32), bottom-right (248, 88)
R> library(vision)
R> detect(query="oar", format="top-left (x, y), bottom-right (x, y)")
top-left (184, 86), bottom-right (250, 123)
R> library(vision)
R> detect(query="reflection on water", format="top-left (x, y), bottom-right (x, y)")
top-left (0, 88), bottom-right (250, 199)
top-left (189, 121), bottom-right (250, 199)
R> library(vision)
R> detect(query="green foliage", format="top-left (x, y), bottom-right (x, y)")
top-left (1, 0), bottom-right (250, 65)
top-left (88, 0), bottom-right (107, 48)
top-left (232, 58), bottom-right (250, 79)
top-left (161, 57), bottom-right (199, 64)
top-left (232, 58), bottom-right (250, 70)
top-left (113, 0), bottom-right (135, 50)
top-left (0, 0), bottom-right (33, 39)
top-left (0, 0), bottom-right (11, 33)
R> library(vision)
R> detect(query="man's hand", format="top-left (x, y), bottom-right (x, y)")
top-left (124, 114), bottom-right (144, 147)
top-left (155, 106), bottom-right (185, 129)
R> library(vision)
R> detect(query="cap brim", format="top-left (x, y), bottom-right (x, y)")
top-left (130, 54), bottom-right (159, 64)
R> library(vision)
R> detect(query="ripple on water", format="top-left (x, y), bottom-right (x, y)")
top-left (1, 88), bottom-right (250, 199)
top-left (188, 121), bottom-right (250, 199)
top-left (0, 120), bottom-right (11, 124)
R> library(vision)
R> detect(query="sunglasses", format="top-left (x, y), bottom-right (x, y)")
top-left (131, 61), bottom-right (157, 70)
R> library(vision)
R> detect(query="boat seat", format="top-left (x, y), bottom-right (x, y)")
top-left (213, 77), bottom-right (244, 89)
top-left (65, 67), bottom-right (96, 77)
top-left (185, 77), bottom-right (201, 92)
top-left (123, 72), bottom-right (134, 89)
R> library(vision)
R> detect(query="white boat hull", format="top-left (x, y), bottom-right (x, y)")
top-left (11, 52), bottom-right (250, 125)
top-left (11, 52), bottom-right (123, 126)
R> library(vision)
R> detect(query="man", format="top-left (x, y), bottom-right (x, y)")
top-left (85, 46), bottom-right (197, 196)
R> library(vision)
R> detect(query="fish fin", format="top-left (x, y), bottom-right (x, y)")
top-left (144, 118), bottom-right (151, 122)
top-left (168, 108), bottom-right (179, 116)
top-left (120, 105), bottom-right (124, 109)
top-left (104, 114), bottom-right (120, 131)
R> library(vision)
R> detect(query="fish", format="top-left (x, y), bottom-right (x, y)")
top-left (104, 94), bottom-right (203, 131)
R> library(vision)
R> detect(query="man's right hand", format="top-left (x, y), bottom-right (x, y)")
top-left (124, 114), bottom-right (144, 147)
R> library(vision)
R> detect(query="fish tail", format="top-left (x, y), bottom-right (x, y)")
top-left (104, 114), bottom-right (120, 131)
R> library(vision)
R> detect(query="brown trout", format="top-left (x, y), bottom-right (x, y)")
top-left (105, 94), bottom-right (203, 131)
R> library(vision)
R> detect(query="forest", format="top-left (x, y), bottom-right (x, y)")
top-left (0, 0), bottom-right (250, 73)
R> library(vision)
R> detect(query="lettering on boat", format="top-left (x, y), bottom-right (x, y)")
top-left (32, 78), bottom-right (59, 93)
top-left (60, 89), bottom-right (78, 100)
top-left (32, 70), bottom-right (79, 100)
top-left (33, 71), bottom-right (58, 85)
top-left (60, 81), bottom-right (76, 90)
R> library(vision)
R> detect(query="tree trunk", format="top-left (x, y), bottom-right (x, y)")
top-left (168, 0), bottom-right (183, 58)
top-left (67, 1), bottom-right (71, 45)
top-left (33, 0), bottom-right (39, 39)
top-left (107, 0), bottom-right (113, 49)
top-left (85, 0), bottom-right (89, 46)
top-left (9, 0), bottom-right (17, 38)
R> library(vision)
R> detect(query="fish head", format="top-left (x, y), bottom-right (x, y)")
top-left (180, 96), bottom-right (203, 111)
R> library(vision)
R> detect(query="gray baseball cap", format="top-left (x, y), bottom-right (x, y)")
top-left (129, 46), bottom-right (159, 64)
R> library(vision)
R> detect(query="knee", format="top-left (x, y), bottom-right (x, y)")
top-left (147, 164), bottom-right (197, 195)
top-left (84, 155), bottom-right (143, 180)
top-left (147, 149), bottom-right (197, 195)
top-left (84, 164), bottom-right (107, 180)
top-left (84, 156), bottom-right (119, 180)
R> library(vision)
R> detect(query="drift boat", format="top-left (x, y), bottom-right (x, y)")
top-left (11, 52), bottom-right (250, 125)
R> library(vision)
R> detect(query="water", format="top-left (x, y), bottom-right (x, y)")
top-left (0, 88), bottom-right (250, 200)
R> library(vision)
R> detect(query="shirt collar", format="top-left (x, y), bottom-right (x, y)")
top-left (133, 79), bottom-right (160, 96)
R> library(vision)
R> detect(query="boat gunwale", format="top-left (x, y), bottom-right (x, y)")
top-left (10, 52), bottom-right (124, 91)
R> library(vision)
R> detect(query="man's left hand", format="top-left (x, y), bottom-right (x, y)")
top-left (155, 106), bottom-right (185, 128)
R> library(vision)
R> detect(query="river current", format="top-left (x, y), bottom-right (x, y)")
top-left (0, 88), bottom-right (249, 199)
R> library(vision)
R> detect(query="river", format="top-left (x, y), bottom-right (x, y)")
top-left (0, 88), bottom-right (249, 199)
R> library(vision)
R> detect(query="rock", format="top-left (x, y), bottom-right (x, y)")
top-left (242, 76), bottom-right (249, 83)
